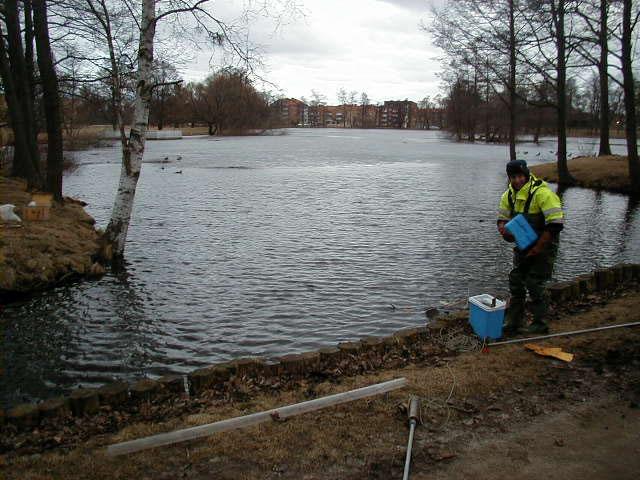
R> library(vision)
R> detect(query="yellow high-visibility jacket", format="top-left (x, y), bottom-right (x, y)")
top-left (497, 175), bottom-right (564, 235)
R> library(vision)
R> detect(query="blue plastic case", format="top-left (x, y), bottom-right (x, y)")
top-left (505, 214), bottom-right (538, 251)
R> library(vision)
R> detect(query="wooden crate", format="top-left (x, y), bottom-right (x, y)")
top-left (31, 193), bottom-right (53, 207)
top-left (23, 205), bottom-right (50, 221)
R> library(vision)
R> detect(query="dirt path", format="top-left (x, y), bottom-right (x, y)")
top-left (3, 286), bottom-right (640, 479)
top-left (421, 396), bottom-right (640, 480)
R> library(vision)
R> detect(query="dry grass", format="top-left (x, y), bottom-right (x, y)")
top-left (0, 176), bottom-right (100, 294)
top-left (63, 126), bottom-right (112, 151)
top-left (530, 155), bottom-right (631, 193)
top-left (566, 128), bottom-right (627, 139)
top-left (6, 289), bottom-right (639, 479)
top-left (180, 126), bottom-right (210, 136)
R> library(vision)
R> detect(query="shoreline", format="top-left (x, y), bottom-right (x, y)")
top-left (1, 263), bottom-right (636, 432)
top-left (1, 265), bottom-right (638, 478)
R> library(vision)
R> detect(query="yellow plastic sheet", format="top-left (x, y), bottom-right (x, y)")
top-left (524, 343), bottom-right (574, 362)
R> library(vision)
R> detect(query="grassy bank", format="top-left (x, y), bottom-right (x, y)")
top-left (0, 177), bottom-right (102, 298)
top-left (530, 155), bottom-right (632, 194)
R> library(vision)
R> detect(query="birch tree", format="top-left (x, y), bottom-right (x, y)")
top-left (57, 0), bottom-right (299, 259)
top-left (100, 0), bottom-right (155, 259)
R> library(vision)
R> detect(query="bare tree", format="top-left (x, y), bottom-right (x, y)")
top-left (0, 0), bottom-right (42, 186)
top-left (150, 60), bottom-right (182, 130)
top-left (429, 0), bottom-right (525, 159)
top-left (190, 69), bottom-right (268, 135)
top-left (33, 0), bottom-right (64, 200)
top-left (337, 87), bottom-right (347, 127)
top-left (619, 0), bottom-right (639, 192)
top-left (513, 0), bottom-right (578, 185)
top-left (360, 91), bottom-right (371, 128)
top-left (309, 89), bottom-right (327, 106)
top-left (573, 0), bottom-right (614, 156)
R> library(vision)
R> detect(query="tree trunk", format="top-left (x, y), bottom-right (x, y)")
top-left (598, 0), bottom-right (611, 156)
top-left (4, 0), bottom-right (41, 184)
top-left (158, 96), bottom-right (165, 130)
top-left (0, 30), bottom-right (40, 185)
top-left (103, 0), bottom-right (156, 258)
top-left (555, 0), bottom-right (574, 185)
top-left (508, 0), bottom-right (517, 161)
top-left (622, 0), bottom-right (640, 193)
top-left (23, 0), bottom-right (37, 103)
top-left (33, 0), bottom-right (64, 201)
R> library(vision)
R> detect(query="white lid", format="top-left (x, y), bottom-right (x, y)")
top-left (469, 294), bottom-right (506, 312)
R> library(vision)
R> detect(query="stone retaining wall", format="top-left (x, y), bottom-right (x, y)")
top-left (3, 263), bottom-right (639, 431)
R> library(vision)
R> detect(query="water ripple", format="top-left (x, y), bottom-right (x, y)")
top-left (2, 129), bottom-right (638, 406)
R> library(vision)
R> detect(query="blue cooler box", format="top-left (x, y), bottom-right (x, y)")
top-left (468, 294), bottom-right (506, 339)
top-left (505, 214), bottom-right (538, 251)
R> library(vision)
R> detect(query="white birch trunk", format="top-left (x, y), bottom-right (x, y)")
top-left (103, 0), bottom-right (156, 259)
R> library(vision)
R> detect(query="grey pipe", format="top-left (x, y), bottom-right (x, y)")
top-left (489, 321), bottom-right (640, 346)
top-left (403, 396), bottom-right (420, 480)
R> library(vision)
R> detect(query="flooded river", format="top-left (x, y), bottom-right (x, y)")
top-left (2, 129), bottom-right (639, 406)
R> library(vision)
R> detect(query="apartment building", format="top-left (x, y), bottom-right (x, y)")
top-left (379, 100), bottom-right (418, 129)
top-left (272, 98), bottom-right (309, 127)
top-left (274, 97), bottom-right (441, 129)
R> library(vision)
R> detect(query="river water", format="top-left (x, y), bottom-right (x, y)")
top-left (2, 129), bottom-right (639, 407)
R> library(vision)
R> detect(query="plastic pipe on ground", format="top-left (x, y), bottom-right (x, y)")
top-left (403, 396), bottom-right (421, 480)
top-left (489, 321), bottom-right (640, 347)
top-left (108, 377), bottom-right (408, 456)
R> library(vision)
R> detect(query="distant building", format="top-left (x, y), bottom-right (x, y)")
top-left (310, 104), bottom-right (378, 128)
top-left (272, 97), bottom-right (439, 130)
top-left (308, 105), bottom-right (342, 127)
top-left (272, 98), bottom-right (308, 127)
top-left (380, 100), bottom-right (418, 129)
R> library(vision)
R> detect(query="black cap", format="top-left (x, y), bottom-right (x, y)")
top-left (506, 160), bottom-right (529, 178)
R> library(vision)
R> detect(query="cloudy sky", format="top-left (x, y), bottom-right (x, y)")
top-left (182, 0), bottom-right (444, 105)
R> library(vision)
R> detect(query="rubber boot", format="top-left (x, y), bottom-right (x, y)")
top-left (527, 321), bottom-right (549, 334)
top-left (503, 296), bottom-right (525, 336)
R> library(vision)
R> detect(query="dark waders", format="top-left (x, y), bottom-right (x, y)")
top-left (504, 242), bottom-right (558, 333)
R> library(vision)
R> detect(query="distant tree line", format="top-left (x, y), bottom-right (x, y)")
top-left (59, 66), bottom-right (272, 136)
top-left (428, 0), bottom-right (640, 192)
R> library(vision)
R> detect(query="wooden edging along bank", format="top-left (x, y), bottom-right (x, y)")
top-left (2, 263), bottom-right (639, 432)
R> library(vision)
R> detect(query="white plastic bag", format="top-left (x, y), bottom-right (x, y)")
top-left (0, 204), bottom-right (22, 222)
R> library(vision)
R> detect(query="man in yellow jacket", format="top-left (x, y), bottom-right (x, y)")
top-left (497, 160), bottom-right (564, 335)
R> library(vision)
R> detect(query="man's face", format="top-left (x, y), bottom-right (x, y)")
top-left (509, 173), bottom-right (528, 191)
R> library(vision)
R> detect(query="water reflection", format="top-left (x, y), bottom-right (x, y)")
top-left (2, 129), bottom-right (639, 406)
top-left (620, 196), bottom-right (640, 256)
top-left (1, 262), bottom-right (161, 406)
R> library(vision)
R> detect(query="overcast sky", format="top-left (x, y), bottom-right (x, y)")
top-left (181, 0), bottom-right (444, 105)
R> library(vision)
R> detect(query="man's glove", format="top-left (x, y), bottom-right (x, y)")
top-left (502, 231), bottom-right (515, 243)
top-left (526, 243), bottom-right (543, 257)
top-left (498, 222), bottom-right (515, 243)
